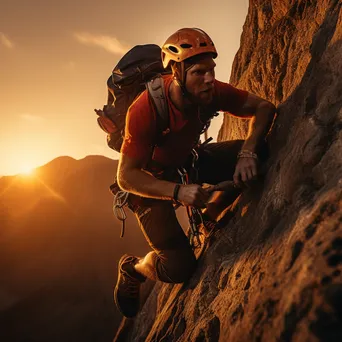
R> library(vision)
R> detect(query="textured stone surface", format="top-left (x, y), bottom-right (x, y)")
top-left (115, 1), bottom-right (342, 341)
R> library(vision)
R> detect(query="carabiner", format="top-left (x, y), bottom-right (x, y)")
top-left (177, 167), bottom-right (188, 185)
top-left (113, 204), bottom-right (127, 221)
top-left (191, 148), bottom-right (199, 168)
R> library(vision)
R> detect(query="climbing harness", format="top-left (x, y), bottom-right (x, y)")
top-left (111, 140), bottom-right (215, 243)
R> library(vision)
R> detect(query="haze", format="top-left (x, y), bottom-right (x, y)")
top-left (0, 0), bottom-right (248, 176)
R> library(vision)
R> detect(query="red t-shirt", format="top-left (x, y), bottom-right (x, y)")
top-left (121, 75), bottom-right (248, 170)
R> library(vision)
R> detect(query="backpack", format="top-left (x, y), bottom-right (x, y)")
top-left (94, 44), bottom-right (172, 152)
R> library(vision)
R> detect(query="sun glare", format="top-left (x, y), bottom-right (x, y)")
top-left (20, 165), bottom-right (35, 176)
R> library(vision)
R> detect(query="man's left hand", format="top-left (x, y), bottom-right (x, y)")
top-left (233, 157), bottom-right (258, 187)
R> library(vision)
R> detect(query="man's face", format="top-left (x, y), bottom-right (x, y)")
top-left (184, 56), bottom-right (216, 105)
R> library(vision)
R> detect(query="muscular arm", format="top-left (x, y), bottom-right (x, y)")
top-left (117, 152), bottom-right (176, 200)
top-left (117, 90), bottom-right (177, 200)
top-left (216, 81), bottom-right (276, 149)
top-left (235, 93), bottom-right (276, 152)
top-left (117, 153), bottom-right (209, 207)
top-left (232, 93), bottom-right (276, 185)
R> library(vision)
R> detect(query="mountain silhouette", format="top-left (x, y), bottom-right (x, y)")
top-left (0, 155), bottom-right (150, 342)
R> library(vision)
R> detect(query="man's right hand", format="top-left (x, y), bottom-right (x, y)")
top-left (177, 184), bottom-right (210, 208)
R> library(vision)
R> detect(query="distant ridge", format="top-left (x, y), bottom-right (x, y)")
top-left (0, 153), bottom-right (149, 342)
top-left (37, 154), bottom-right (117, 173)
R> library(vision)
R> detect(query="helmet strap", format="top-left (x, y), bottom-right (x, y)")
top-left (172, 62), bottom-right (196, 104)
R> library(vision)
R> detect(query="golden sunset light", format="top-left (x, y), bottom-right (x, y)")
top-left (19, 165), bottom-right (35, 176)
top-left (4, 151), bottom-right (42, 177)
top-left (0, 0), bottom-right (248, 176)
top-left (2, 1), bottom-right (341, 341)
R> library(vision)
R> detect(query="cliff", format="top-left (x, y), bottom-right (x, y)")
top-left (115, 1), bottom-right (342, 341)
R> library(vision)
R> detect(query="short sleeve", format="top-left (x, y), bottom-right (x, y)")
top-left (213, 80), bottom-right (249, 115)
top-left (120, 91), bottom-right (156, 160)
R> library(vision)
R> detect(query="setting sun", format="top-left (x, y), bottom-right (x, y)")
top-left (2, 152), bottom-right (45, 176)
top-left (19, 165), bottom-right (35, 176)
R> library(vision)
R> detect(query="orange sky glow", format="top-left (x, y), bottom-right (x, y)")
top-left (0, 0), bottom-right (248, 176)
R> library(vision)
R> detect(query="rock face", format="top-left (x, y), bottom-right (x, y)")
top-left (115, 1), bottom-right (342, 341)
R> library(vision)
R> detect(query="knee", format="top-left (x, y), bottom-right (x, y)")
top-left (157, 250), bottom-right (197, 283)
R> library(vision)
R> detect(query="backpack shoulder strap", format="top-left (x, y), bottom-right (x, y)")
top-left (146, 75), bottom-right (169, 134)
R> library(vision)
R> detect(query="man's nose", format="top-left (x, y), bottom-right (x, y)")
top-left (204, 71), bottom-right (215, 84)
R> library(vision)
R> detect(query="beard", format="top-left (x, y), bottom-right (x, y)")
top-left (187, 88), bottom-right (214, 105)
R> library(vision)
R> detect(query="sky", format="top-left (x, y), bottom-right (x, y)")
top-left (0, 0), bottom-right (248, 176)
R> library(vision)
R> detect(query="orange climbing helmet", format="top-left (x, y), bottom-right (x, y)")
top-left (161, 28), bottom-right (218, 69)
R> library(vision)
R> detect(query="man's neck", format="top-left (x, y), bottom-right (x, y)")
top-left (169, 79), bottom-right (195, 113)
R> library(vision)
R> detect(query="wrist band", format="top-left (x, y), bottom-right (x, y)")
top-left (173, 184), bottom-right (181, 201)
top-left (237, 150), bottom-right (258, 160)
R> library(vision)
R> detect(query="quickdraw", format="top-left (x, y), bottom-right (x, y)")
top-left (113, 190), bottom-right (129, 238)
top-left (177, 148), bottom-right (205, 249)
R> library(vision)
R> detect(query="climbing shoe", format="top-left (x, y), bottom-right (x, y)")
top-left (114, 254), bottom-right (146, 318)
